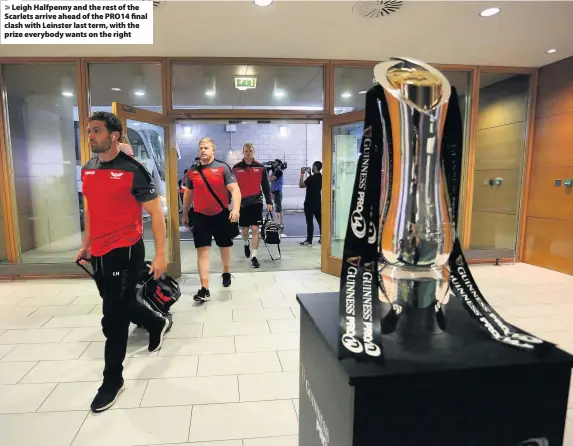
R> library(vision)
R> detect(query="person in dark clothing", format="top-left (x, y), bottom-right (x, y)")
top-left (182, 137), bottom-right (242, 302)
top-left (299, 161), bottom-right (323, 246)
top-left (74, 111), bottom-right (169, 413)
top-left (269, 159), bottom-right (285, 229)
top-left (232, 143), bottom-right (273, 268)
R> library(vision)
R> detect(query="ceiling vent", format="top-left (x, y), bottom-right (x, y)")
top-left (353, 1), bottom-right (403, 18)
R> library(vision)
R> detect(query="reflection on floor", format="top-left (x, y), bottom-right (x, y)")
top-left (12, 212), bottom-right (323, 273)
top-left (0, 263), bottom-right (573, 445)
top-left (177, 211), bottom-right (319, 241)
top-left (12, 236), bottom-right (322, 275)
top-left (180, 237), bottom-right (322, 274)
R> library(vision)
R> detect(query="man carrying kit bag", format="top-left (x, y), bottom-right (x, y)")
top-left (74, 111), bottom-right (169, 414)
top-left (232, 142), bottom-right (273, 268)
top-left (182, 137), bottom-right (242, 302)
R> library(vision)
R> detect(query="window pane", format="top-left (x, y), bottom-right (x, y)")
top-left (470, 72), bottom-right (532, 252)
top-left (333, 67), bottom-right (472, 121)
top-left (2, 63), bottom-right (82, 264)
top-left (333, 66), bottom-right (374, 115)
top-left (125, 120), bottom-right (169, 256)
top-left (172, 64), bottom-right (324, 111)
top-left (330, 122), bottom-right (363, 258)
top-left (88, 63), bottom-right (162, 113)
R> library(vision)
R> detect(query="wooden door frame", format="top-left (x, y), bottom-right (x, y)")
top-left (112, 102), bottom-right (181, 279)
top-left (321, 111), bottom-right (365, 276)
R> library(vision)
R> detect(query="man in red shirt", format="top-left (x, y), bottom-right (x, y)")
top-left (232, 143), bottom-right (272, 268)
top-left (74, 112), bottom-right (168, 413)
top-left (182, 137), bottom-right (241, 302)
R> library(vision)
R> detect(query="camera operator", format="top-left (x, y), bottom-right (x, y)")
top-left (268, 159), bottom-right (285, 230)
top-left (299, 161), bottom-right (322, 246)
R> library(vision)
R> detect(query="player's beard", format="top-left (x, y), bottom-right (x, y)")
top-left (91, 136), bottom-right (112, 154)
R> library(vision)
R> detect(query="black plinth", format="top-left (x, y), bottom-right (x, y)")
top-left (297, 292), bottom-right (573, 446)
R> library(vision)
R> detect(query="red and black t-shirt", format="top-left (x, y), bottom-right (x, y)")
top-left (81, 151), bottom-right (158, 256)
top-left (186, 160), bottom-right (237, 216)
top-left (232, 159), bottom-right (271, 208)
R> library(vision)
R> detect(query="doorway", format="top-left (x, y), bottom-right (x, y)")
top-left (112, 102), bottom-right (181, 278)
top-left (321, 112), bottom-right (365, 276)
top-left (175, 119), bottom-right (323, 274)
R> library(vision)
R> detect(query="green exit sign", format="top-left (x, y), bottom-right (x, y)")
top-left (235, 76), bottom-right (257, 90)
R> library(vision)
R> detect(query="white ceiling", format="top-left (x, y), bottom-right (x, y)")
top-left (0, 1), bottom-right (572, 67)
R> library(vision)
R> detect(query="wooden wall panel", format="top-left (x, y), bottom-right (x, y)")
top-left (477, 75), bottom-right (530, 130)
top-left (535, 57), bottom-right (573, 119)
top-left (475, 122), bottom-right (526, 170)
top-left (524, 55), bottom-right (573, 274)
top-left (0, 190), bottom-right (5, 261)
top-left (527, 166), bottom-right (573, 221)
top-left (472, 169), bottom-right (521, 214)
top-left (531, 113), bottom-right (573, 168)
top-left (471, 74), bottom-right (529, 252)
top-left (470, 211), bottom-right (518, 250)
top-left (524, 217), bottom-right (573, 275)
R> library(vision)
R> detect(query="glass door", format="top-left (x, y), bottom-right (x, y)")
top-left (112, 102), bottom-right (181, 278)
top-left (322, 112), bottom-right (364, 276)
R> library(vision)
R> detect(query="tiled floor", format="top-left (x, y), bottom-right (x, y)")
top-left (0, 262), bottom-right (573, 445)
top-left (12, 211), bottom-right (322, 273)
top-left (14, 235), bottom-right (322, 274)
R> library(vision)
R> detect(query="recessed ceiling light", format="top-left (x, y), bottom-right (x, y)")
top-left (358, 90), bottom-right (367, 94)
top-left (341, 92), bottom-right (352, 99)
top-left (480, 7), bottom-right (500, 17)
top-left (205, 90), bottom-right (215, 97)
top-left (274, 89), bottom-right (286, 98)
top-left (547, 48), bottom-right (557, 54)
top-left (134, 90), bottom-right (145, 96)
top-left (254, 0), bottom-right (273, 6)
top-left (111, 87), bottom-right (121, 91)
top-left (61, 91), bottom-right (73, 97)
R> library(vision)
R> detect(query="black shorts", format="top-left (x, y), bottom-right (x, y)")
top-left (192, 211), bottom-right (234, 249)
top-left (239, 203), bottom-right (263, 228)
top-left (272, 191), bottom-right (283, 213)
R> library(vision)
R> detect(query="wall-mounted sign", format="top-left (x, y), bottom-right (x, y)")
top-left (235, 76), bottom-right (257, 91)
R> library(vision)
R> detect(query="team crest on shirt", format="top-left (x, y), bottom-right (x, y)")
top-left (110, 172), bottom-right (124, 179)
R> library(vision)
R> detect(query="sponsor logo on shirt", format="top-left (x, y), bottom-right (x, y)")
top-left (110, 172), bottom-right (124, 180)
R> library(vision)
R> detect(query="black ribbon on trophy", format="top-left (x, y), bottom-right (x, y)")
top-left (338, 59), bottom-right (554, 364)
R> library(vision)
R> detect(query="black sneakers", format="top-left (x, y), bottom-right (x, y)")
top-left (222, 272), bottom-right (232, 287)
top-left (91, 380), bottom-right (125, 413)
top-left (250, 257), bottom-right (260, 268)
top-left (148, 317), bottom-right (170, 352)
top-left (300, 240), bottom-right (312, 246)
top-left (193, 287), bottom-right (211, 302)
top-left (244, 240), bottom-right (251, 258)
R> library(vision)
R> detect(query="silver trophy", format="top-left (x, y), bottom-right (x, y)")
top-left (374, 58), bottom-right (454, 336)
